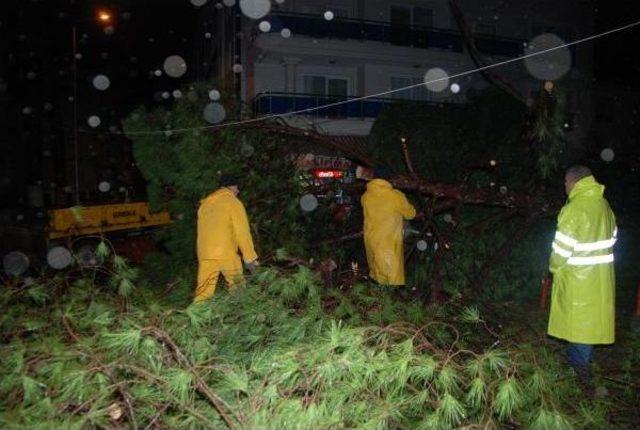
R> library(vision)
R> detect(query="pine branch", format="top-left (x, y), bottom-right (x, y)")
top-left (144, 403), bottom-right (170, 430)
top-left (400, 139), bottom-right (417, 177)
top-left (61, 314), bottom-right (80, 343)
top-left (105, 372), bottom-right (138, 429)
top-left (61, 314), bottom-right (139, 429)
top-left (115, 363), bottom-right (220, 430)
top-left (141, 327), bottom-right (244, 430)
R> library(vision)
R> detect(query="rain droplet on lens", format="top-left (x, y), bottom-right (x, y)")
top-left (203, 102), bottom-right (227, 124)
top-left (299, 194), bottom-right (318, 212)
top-left (163, 55), bottom-right (187, 78)
top-left (600, 148), bottom-right (615, 163)
top-left (87, 115), bottom-right (101, 128)
top-left (92, 74), bottom-right (111, 90)
top-left (258, 21), bottom-right (271, 32)
top-left (424, 68), bottom-right (449, 92)
top-left (239, 0), bottom-right (271, 19)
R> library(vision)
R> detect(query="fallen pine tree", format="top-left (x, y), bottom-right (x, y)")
top-left (0, 249), bottom-right (616, 430)
top-left (122, 83), bottom-right (574, 304)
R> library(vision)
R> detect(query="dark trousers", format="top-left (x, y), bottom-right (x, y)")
top-left (567, 343), bottom-right (593, 369)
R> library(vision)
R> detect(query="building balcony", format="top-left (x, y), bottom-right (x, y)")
top-left (252, 92), bottom-right (450, 119)
top-left (263, 13), bottom-right (524, 57)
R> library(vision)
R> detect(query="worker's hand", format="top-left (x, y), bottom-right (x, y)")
top-left (245, 260), bottom-right (260, 273)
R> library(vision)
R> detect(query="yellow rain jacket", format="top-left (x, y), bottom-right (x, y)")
top-left (195, 188), bottom-right (258, 302)
top-left (548, 176), bottom-right (616, 344)
top-left (361, 179), bottom-right (416, 285)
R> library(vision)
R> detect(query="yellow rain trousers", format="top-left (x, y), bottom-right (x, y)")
top-left (194, 188), bottom-right (258, 302)
top-left (361, 179), bottom-right (416, 285)
top-left (548, 176), bottom-right (616, 344)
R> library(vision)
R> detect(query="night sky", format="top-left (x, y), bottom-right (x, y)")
top-left (1, 0), bottom-right (639, 207)
top-left (594, 0), bottom-right (640, 87)
top-left (1, 0), bottom-right (204, 205)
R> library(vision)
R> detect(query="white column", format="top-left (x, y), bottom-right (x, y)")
top-left (283, 57), bottom-right (301, 93)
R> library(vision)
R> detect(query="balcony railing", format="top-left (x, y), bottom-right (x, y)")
top-left (252, 92), bottom-right (451, 119)
top-left (263, 13), bottom-right (524, 57)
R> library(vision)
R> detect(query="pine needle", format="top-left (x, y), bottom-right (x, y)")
top-left (466, 377), bottom-right (486, 410)
top-left (438, 393), bottom-right (466, 428)
top-left (460, 305), bottom-right (481, 323)
top-left (102, 329), bottom-right (142, 355)
top-left (493, 377), bottom-right (523, 420)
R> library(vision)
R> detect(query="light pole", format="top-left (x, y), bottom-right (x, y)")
top-left (72, 24), bottom-right (79, 204)
top-left (71, 9), bottom-right (113, 205)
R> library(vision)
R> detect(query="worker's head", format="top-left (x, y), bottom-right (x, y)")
top-left (564, 165), bottom-right (592, 195)
top-left (373, 165), bottom-right (391, 180)
top-left (219, 174), bottom-right (239, 196)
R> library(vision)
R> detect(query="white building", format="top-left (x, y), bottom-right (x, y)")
top-left (209, 0), bottom-right (595, 137)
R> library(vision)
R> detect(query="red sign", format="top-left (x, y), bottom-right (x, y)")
top-left (314, 169), bottom-right (343, 179)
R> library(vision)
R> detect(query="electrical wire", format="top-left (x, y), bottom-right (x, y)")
top-left (120, 18), bottom-right (640, 136)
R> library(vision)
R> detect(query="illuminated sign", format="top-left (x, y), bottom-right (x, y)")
top-left (314, 169), bottom-right (343, 179)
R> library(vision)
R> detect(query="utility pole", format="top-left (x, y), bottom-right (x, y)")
top-left (70, 9), bottom-right (114, 205)
top-left (72, 24), bottom-right (79, 204)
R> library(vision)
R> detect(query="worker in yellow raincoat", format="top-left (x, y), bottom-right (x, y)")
top-left (361, 167), bottom-right (416, 285)
top-left (194, 175), bottom-right (258, 302)
top-left (548, 166), bottom-right (616, 383)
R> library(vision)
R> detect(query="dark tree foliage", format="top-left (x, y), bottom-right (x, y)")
top-left (369, 90), bottom-right (531, 185)
top-left (367, 88), bottom-right (570, 301)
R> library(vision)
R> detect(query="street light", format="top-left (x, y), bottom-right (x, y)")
top-left (71, 8), bottom-right (114, 204)
top-left (98, 11), bottom-right (112, 23)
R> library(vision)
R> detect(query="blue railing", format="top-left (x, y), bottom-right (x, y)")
top-left (252, 92), bottom-right (446, 119)
top-left (264, 13), bottom-right (524, 57)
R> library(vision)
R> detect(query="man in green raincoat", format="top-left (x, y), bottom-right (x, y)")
top-left (548, 166), bottom-right (616, 382)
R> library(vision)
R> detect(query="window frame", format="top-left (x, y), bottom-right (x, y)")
top-left (302, 74), bottom-right (351, 97)
top-left (389, 4), bottom-right (435, 28)
top-left (389, 75), bottom-right (435, 102)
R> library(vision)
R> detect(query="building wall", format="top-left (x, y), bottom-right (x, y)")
top-left (253, 33), bottom-right (520, 99)
top-left (242, 0), bottom-right (595, 136)
top-left (278, 0), bottom-right (454, 28)
top-left (274, 0), bottom-right (594, 42)
top-left (363, 0), bottom-right (452, 27)
top-left (253, 63), bottom-right (286, 94)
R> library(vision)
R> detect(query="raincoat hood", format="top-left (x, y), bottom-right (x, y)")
top-left (568, 175), bottom-right (604, 201)
top-left (367, 179), bottom-right (393, 192)
top-left (201, 187), bottom-right (234, 205)
top-left (361, 180), bottom-right (416, 286)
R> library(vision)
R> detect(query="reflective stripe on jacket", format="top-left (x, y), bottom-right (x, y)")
top-left (548, 176), bottom-right (616, 344)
